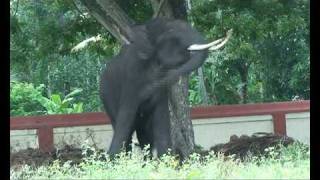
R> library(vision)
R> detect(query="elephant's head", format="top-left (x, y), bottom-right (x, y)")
top-left (134, 18), bottom-right (232, 100)
top-left (147, 19), bottom-right (232, 88)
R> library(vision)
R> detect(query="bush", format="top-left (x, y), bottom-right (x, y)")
top-left (10, 81), bottom-right (46, 116)
top-left (37, 88), bottom-right (84, 115)
top-left (10, 81), bottom-right (84, 116)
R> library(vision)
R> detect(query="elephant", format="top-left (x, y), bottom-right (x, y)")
top-left (100, 18), bottom-right (232, 157)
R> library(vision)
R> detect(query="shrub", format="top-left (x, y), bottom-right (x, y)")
top-left (10, 81), bottom-right (83, 116)
top-left (10, 143), bottom-right (310, 179)
top-left (10, 81), bottom-right (46, 116)
top-left (37, 88), bottom-right (83, 114)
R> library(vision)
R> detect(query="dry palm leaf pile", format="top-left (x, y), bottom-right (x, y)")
top-left (208, 132), bottom-right (295, 160)
top-left (11, 132), bottom-right (296, 168)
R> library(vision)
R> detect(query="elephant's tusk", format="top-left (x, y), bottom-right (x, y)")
top-left (187, 38), bottom-right (224, 50)
top-left (188, 29), bottom-right (233, 51)
top-left (208, 29), bottom-right (232, 51)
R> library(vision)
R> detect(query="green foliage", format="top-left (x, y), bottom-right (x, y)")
top-left (10, 0), bottom-right (117, 112)
top-left (188, 73), bottom-right (202, 105)
top-left (10, 81), bottom-right (46, 116)
top-left (10, 81), bottom-right (83, 116)
top-left (117, 0), bottom-right (153, 23)
top-left (10, 143), bottom-right (309, 179)
top-left (37, 88), bottom-right (84, 115)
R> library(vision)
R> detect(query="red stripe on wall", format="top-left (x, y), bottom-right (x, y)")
top-left (191, 100), bottom-right (309, 119)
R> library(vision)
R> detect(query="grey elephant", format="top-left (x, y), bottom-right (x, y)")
top-left (100, 18), bottom-right (232, 157)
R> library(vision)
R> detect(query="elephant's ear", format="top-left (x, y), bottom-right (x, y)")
top-left (130, 25), bottom-right (155, 60)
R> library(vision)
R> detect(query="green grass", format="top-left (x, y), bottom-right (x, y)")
top-left (10, 142), bottom-right (309, 179)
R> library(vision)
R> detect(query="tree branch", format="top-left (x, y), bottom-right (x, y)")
top-left (152, 0), bottom-right (165, 18)
top-left (150, 0), bottom-right (174, 18)
top-left (78, 0), bottom-right (134, 44)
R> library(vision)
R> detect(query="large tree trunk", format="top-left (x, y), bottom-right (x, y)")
top-left (151, 0), bottom-right (195, 158)
top-left (79, 0), bottom-right (195, 158)
top-left (168, 76), bottom-right (195, 158)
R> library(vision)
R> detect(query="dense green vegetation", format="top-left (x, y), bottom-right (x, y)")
top-left (10, 0), bottom-right (309, 116)
top-left (10, 142), bottom-right (309, 179)
top-left (10, 81), bottom-right (83, 116)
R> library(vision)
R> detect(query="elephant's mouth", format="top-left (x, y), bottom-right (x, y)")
top-left (187, 29), bottom-right (232, 51)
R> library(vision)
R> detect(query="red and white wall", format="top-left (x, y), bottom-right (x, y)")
top-left (10, 100), bottom-right (310, 152)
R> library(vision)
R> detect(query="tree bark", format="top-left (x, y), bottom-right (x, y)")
top-left (168, 76), bottom-right (195, 158)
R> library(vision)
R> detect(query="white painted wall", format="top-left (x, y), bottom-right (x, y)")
top-left (192, 115), bottom-right (274, 149)
top-left (10, 112), bottom-right (310, 151)
top-left (286, 112), bottom-right (310, 145)
top-left (53, 125), bottom-right (113, 150)
top-left (10, 129), bottom-right (38, 152)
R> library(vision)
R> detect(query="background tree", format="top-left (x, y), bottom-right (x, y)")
top-left (189, 0), bottom-right (309, 104)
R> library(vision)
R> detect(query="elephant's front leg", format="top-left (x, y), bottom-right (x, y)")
top-left (108, 102), bottom-right (138, 156)
top-left (151, 94), bottom-right (171, 157)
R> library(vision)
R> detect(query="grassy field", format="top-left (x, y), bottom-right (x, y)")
top-left (10, 143), bottom-right (309, 179)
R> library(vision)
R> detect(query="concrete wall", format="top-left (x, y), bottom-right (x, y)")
top-left (53, 125), bottom-right (113, 150)
top-left (10, 112), bottom-right (310, 152)
top-left (10, 129), bottom-right (38, 152)
top-left (286, 112), bottom-right (310, 145)
top-left (192, 115), bottom-right (274, 149)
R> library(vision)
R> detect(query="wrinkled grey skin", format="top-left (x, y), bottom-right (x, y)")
top-left (100, 18), bottom-right (208, 156)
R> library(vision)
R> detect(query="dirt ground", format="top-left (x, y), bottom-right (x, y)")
top-left (10, 145), bottom-right (83, 169)
top-left (10, 133), bottom-right (295, 168)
